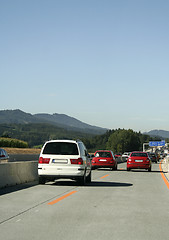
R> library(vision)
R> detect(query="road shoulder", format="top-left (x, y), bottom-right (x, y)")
top-left (160, 158), bottom-right (169, 182)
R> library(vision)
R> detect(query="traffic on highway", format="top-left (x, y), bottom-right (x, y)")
top-left (0, 140), bottom-right (169, 240)
top-left (1, 159), bottom-right (169, 239)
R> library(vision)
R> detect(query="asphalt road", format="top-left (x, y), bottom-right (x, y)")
top-left (0, 162), bottom-right (169, 240)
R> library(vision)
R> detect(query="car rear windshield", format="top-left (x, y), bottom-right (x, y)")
top-left (95, 152), bottom-right (111, 158)
top-left (131, 152), bottom-right (147, 157)
top-left (150, 154), bottom-right (156, 156)
top-left (43, 142), bottom-right (79, 155)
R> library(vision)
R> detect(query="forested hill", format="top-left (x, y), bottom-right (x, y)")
top-left (0, 109), bottom-right (107, 135)
top-left (144, 130), bottom-right (169, 139)
top-left (1, 110), bottom-right (167, 151)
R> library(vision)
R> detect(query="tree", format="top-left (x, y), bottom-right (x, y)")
top-left (106, 129), bottom-right (141, 153)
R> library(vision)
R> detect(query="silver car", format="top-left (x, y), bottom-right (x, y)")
top-left (0, 148), bottom-right (9, 162)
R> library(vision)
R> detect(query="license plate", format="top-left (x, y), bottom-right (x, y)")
top-left (135, 160), bottom-right (143, 162)
top-left (99, 159), bottom-right (107, 161)
top-left (52, 159), bottom-right (68, 164)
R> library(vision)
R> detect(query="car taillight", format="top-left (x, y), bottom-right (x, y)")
top-left (70, 158), bottom-right (83, 165)
top-left (39, 157), bottom-right (50, 164)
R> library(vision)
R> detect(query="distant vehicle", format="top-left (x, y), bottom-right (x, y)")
top-left (0, 148), bottom-right (9, 161)
top-left (89, 153), bottom-right (94, 160)
top-left (92, 150), bottom-right (117, 170)
top-left (159, 152), bottom-right (166, 159)
top-left (38, 139), bottom-right (92, 185)
top-left (115, 153), bottom-right (122, 158)
top-left (147, 152), bottom-right (158, 163)
top-left (127, 151), bottom-right (151, 171)
top-left (159, 153), bottom-right (164, 159)
top-left (164, 149), bottom-right (168, 156)
top-left (122, 152), bottom-right (130, 159)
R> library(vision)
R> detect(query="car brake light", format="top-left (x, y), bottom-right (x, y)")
top-left (39, 157), bottom-right (50, 164)
top-left (70, 158), bottom-right (83, 165)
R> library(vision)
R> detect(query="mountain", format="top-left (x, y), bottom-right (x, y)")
top-left (0, 109), bottom-right (40, 124)
top-left (144, 129), bottom-right (169, 139)
top-left (0, 109), bottom-right (108, 135)
top-left (34, 113), bottom-right (106, 133)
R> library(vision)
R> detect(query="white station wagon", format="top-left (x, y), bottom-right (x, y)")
top-left (38, 139), bottom-right (92, 185)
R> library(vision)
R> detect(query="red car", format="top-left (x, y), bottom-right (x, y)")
top-left (92, 150), bottom-right (117, 170)
top-left (115, 153), bottom-right (122, 158)
top-left (127, 151), bottom-right (151, 171)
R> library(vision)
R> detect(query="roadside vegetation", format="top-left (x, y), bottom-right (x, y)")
top-left (82, 128), bottom-right (165, 153)
top-left (0, 123), bottom-right (166, 152)
top-left (0, 123), bottom-right (94, 148)
top-left (0, 137), bottom-right (28, 148)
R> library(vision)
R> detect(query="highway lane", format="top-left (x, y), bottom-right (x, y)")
top-left (0, 162), bottom-right (169, 240)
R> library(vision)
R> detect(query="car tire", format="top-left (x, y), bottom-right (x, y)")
top-left (77, 173), bottom-right (86, 186)
top-left (114, 164), bottom-right (117, 170)
top-left (86, 171), bottom-right (91, 183)
top-left (38, 176), bottom-right (46, 184)
top-left (127, 168), bottom-right (131, 171)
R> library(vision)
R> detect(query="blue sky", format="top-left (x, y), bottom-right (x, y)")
top-left (0, 0), bottom-right (169, 132)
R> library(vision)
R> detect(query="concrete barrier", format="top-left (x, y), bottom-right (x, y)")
top-left (8, 154), bottom-right (39, 162)
top-left (160, 157), bottom-right (169, 182)
top-left (0, 161), bottom-right (38, 188)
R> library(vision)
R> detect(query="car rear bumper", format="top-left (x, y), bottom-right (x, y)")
top-left (92, 163), bottom-right (116, 169)
top-left (38, 164), bottom-right (85, 178)
top-left (127, 162), bottom-right (151, 169)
